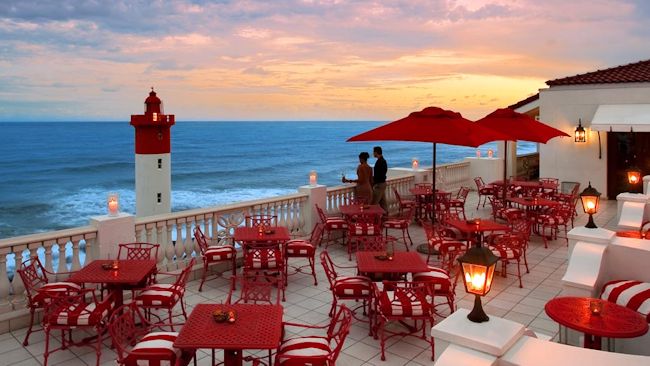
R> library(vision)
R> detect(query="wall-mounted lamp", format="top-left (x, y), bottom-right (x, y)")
top-left (627, 166), bottom-right (642, 185)
top-left (575, 119), bottom-right (586, 143)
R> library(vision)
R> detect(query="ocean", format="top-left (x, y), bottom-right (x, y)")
top-left (0, 122), bottom-right (536, 238)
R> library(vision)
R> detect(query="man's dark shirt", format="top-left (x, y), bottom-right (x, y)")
top-left (373, 156), bottom-right (387, 184)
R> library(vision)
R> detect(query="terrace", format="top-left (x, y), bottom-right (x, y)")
top-left (0, 167), bottom-right (645, 366)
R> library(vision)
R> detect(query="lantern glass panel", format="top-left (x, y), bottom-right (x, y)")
top-left (628, 170), bottom-right (641, 184)
top-left (462, 262), bottom-right (489, 296)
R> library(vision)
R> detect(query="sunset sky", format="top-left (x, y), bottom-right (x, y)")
top-left (1, 0), bottom-right (649, 121)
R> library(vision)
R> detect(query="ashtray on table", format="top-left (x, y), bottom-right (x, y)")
top-left (524, 197), bottom-right (533, 201)
top-left (264, 229), bottom-right (275, 235)
top-left (101, 263), bottom-right (119, 270)
top-left (213, 308), bottom-right (236, 323)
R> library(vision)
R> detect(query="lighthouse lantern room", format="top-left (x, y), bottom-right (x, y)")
top-left (130, 88), bottom-right (175, 217)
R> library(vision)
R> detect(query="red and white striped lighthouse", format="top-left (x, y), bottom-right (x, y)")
top-left (130, 88), bottom-right (175, 217)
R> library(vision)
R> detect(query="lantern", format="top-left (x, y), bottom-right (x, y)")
top-left (412, 157), bottom-right (419, 171)
top-left (476, 149), bottom-right (481, 158)
top-left (107, 192), bottom-right (119, 216)
top-left (309, 170), bottom-right (317, 186)
top-left (627, 166), bottom-right (642, 185)
top-left (457, 244), bottom-right (499, 323)
top-left (487, 148), bottom-right (494, 158)
top-left (580, 182), bottom-right (601, 229)
top-left (575, 119), bottom-right (586, 143)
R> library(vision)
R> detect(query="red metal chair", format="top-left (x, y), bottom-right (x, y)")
top-left (193, 226), bottom-right (237, 292)
top-left (488, 196), bottom-right (524, 222)
top-left (133, 258), bottom-right (196, 329)
top-left (374, 281), bottom-right (435, 361)
top-left (433, 191), bottom-right (452, 224)
top-left (393, 187), bottom-right (416, 215)
top-left (474, 177), bottom-right (494, 209)
top-left (274, 304), bottom-right (352, 366)
top-left (413, 266), bottom-right (456, 315)
top-left (448, 186), bottom-right (470, 220)
top-left (116, 242), bottom-right (160, 288)
top-left (421, 221), bottom-right (466, 273)
top-left (108, 302), bottom-right (196, 366)
top-left (382, 205), bottom-right (415, 250)
top-left (245, 214), bottom-right (278, 228)
top-left (16, 256), bottom-right (80, 346)
top-left (536, 204), bottom-right (573, 248)
top-left (42, 289), bottom-right (114, 366)
top-left (346, 213), bottom-right (382, 260)
top-left (320, 251), bottom-right (373, 333)
top-left (315, 204), bottom-right (348, 248)
top-left (285, 223), bottom-right (322, 286)
top-left (242, 240), bottom-right (286, 301)
top-left (226, 275), bottom-right (282, 305)
top-left (488, 234), bottom-right (527, 288)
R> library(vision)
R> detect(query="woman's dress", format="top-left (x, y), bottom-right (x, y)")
top-left (355, 164), bottom-right (373, 204)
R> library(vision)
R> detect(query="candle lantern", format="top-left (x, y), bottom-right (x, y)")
top-left (309, 170), bottom-right (317, 186)
top-left (457, 243), bottom-right (499, 323)
top-left (412, 157), bottom-right (419, 171)
top-left (580, 182), bottom-right (601, 229)
top-left (107, 192), bottom-right (119, 217)
top-left (575, 119), bottom-right (586, 143)
top-left (476, 149), bottom-right (481, 158)
top-left (627, 166), bottom-right (642, 185)
top-left (487, 148), bottom-right (494, 158)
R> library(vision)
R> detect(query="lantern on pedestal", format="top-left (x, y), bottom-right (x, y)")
top-left (457, 242), bottom-right (499, 323)
top-left (487, 148), bottom-right (494, 158)
top-left (412, 158), bottom-right (419, 171)
top-left (107, 192), bottom-right (119, 216)
top-left (476, 149), bottom-right (481, 158)
top-left (580, 182), bottom-right (601, 229)
top-left (309, 170), bottom-right (318, 186)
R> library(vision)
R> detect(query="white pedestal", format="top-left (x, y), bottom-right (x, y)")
top-left (434, 344), bottom-right (497, 366)
top-left (644, 175), bottom-right (650, 195)
top-left (561, 241), bottom-right (607, 296)
top-left (567, 226), bottom-right (614, 256)
top-left (89, 213), bottom-right (136, 260)
top-left (464, 157), bottom-right (504, 189)
top-left (298, 184), bottom-right (327, 234)
top-left (431, 308), bottom-right (525, 357)
top-left (616, 192), bottom-right (650, 230)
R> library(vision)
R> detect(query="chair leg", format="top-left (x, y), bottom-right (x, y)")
top-left (43, 328), bottom-right (51, 366)
top-left (309, 256), bottom-right (318, 286)
top-left (198, 262), bottom-right (208, 292)
top-left (517, 259), bottom-right (523, 288)
top-left (94, 325), bottom-right (103, 366)
top-left (22, 308), bottom-right (36, 346)
top-left (181, 298), bottom-right (189, 320)
top-left (380, 319), bottom-right (387, 361)
top-left (169, 309), bottom-right (175, 331)
top-left (406, 228), bottom-right (413, 248)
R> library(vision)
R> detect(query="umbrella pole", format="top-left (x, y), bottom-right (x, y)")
top-left (432, 143), bottom-right (437, 223)
top-left (503, 140), bottom-right (508, 203)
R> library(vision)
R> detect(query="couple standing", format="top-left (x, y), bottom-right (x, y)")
top-left (342, 146), bottom-right (387, 211)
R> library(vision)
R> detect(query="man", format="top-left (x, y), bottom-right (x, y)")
top-left (371, 146), bottom-right (388, 212)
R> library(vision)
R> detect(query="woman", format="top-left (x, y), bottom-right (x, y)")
top-left (342, 152), bottom-right (373, 204)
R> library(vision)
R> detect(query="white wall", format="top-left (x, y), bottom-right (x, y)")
top-left (539, 82), bottom-right (650, 199)
top-left (135, 153), bottom-right (171, 216)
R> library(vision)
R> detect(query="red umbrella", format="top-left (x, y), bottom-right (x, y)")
top-left (474, 108), bottom-right (570, 200)
top-left (347, 106), bottom-right (509, 196)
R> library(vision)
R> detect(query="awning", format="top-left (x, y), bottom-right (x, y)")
top-left (590, 104), bottom-right (650, 132)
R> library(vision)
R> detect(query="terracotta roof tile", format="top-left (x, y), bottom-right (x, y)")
top-left (508, 93), bottom-right (539, 110)
top-left (546, 59), bottom-right (650, 86)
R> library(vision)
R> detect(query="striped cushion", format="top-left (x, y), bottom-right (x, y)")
top-left (537, 214), bottom-right (565, 225)
top-left (379, 290), bottom-right (427, 316)
top-left (601, 280), bottom-right (650, 321)
top-left (126, 331), bottom-right (182, 366)
top-left (204, 245), bottom-right (235, 261)
top-left (136, 284), bottom-right (183, 307)
top-left (448, 199), bottom-right (464, 208)
top-left (48, 300), bottom-right (111, 326)
top-left (333, 276), bottom-right (371, 297)
top-left (325, 218), bottom-right (348, 229)
top-left (349, 223), bottom-right (379, 236)
top-left (489, 245), bottom-right (519, 260)
top-left (413, 266), bottom-right (452, 293)
top-left (277, 336), bottom-right (330, 363)
top-left (428, 238), bottom-right (465, 253)
top-left (479, 187), bottom-right (494, 195)
top-left (383, 219), bottom-right (408, 229)
top-left (497, 207), bottom-right (523, 219)
top-left (286, 240), bottom-right (315, 256)
top-left (34, 282), bottom-right (82, 305)
top-left (245, 249), bottom-right (282, 269)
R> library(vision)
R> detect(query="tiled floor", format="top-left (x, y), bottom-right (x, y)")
top-left (0, 191), bottom-right (620, 365)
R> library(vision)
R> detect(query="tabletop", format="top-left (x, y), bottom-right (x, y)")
top-left (356, 251), bottom-right (429, 274)
top-left (68, 259), bottom-right (157, 285)
top-left (447, 219), bottom-right (510, 234)
top-left (545, 297), bottom-right (648, 339)
top-left (491, 180), bottom-right (557, 190)
top-left (234, 226), bottom-right (291, 243)
top-left (339, 204), bottom-right (384, 217)
top-left (174, 303), bottom-right (283, 350)
top-left (507, 196), bottom-right (561, 207)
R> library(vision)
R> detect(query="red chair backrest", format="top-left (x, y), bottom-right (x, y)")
top-left (309, 223), bottom-right (325, 244)
top-left (174, 258), bottom-right (196, 288)
top-left (245, 215), bottom-right (277, 228)
top-left (319, 251), bottom-right (338, 287)
top-left (118, 242), bottom-right (159, 261)
top-left (474, 177), bottom-right (485, 189)
top-left (314, 204), bottom-right (328, 223)
top-left (193, 226), bottom-right (209, 255)
top-left (108, 303), bottom-right (147, 364)
top-left (456, 186), bottom-right (470, 200)
top-left (17, 257), bottom-right (49, 303)
top-left (228, 275), bottom-right (281, 305)
top-left (327, 305), bottom-right (353, 362)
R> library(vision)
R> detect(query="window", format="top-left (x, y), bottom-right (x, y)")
top-left (157, 158), bottom-right (162, 169)
top-left (157, 193), bottom-right (162, 203)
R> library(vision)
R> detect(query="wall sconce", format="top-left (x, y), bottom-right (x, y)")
top-left (627, 166), bottom-right (642, 185)
top-left (107, 192), bottom-right (119, 216)
top-left (309, 170), bottom-right (317, 186)
top-left (476, 149), bottom-right (481, 158)
top-left (152, 112), bottom-right (158, 122)
top-left (412, 157), bottom-right (419, 170)
top-left (457, 242), bottom-right (499, 323)
top-left (575, 119), bottom-right (586, 143)
top-left (580, 182), bottom-right (601, 228)
top-left (487, 148), bottom-right (494, 158)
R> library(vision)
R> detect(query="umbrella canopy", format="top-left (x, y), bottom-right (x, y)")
top-left (474, 108), bottom-right (570, 199)
top-left (347, 107), bottom-right (509, 216)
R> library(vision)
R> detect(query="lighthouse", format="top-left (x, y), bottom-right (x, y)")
top-left (130, 88), bottom-right (175, 217)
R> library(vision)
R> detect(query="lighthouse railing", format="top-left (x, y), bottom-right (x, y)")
top-left (134, 192), bottom-right (309, 272)
top-left (0, 226), bottom-right (97, 316)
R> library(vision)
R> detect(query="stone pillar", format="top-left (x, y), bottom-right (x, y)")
top-left (567, 226), bottom-right (615, 256)
top-left (89, 213), bottom-right (136, 260)
top-left (616, 192), bottom-right (650, 229)
top-left (298, 184), bottom-right (327, 234)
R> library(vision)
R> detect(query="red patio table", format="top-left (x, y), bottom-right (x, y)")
top-left (545, 297), bottom-right (648, 351)
top-left (174, 303), bottom-right (283, 366)
top-left (356, 251), bottom-right (429, 278)
top-left (507, 196), bottom-right (560, 208)
top-left (447, 218), bottom-right (510, 244)
top-left (408, 188), bottom-right (449, 220)
top-left (233, 226), bottom-right (291, 244)
top-left (339, 204), bottom-right (385, 218)
top-left (491, 180), bottom-right (557, 196)
top-left (68, 259), bottom-right (157, 308)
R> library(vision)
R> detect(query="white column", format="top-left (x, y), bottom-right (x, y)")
top-left (298, 184), bottom-right (327, 233)
top-left (135, 153), bottom-right (171, 217)
top-left (89, 213), bottom-right (136, 260)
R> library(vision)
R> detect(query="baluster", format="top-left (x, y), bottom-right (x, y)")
top-left (180, 218), bottom-right (191, 267)
top-left (70, 235), bottom-right (82, 271)
top-left (172, 218), bottom-right (184, 270)
top-left (56, 238), bottom-right (69, 278)
top-left (43, 241), bottom-right (56, 280)
top-left (135, 224), bottom-right (146, 242)
top-left (165, 220), bottom-right (174, 266)
top-left (10, 245), bottom-right (27, 311)
top-left (146, 223), bottom-right (155, 243)
top-left (84, 232), bottom-right (97, 264)
top-left (0, 247), bottom-right (12, 314)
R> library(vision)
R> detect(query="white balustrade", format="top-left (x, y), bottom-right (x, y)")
top-left (327, 175), bottom-right (415, 215)
top-left (436, 161), bottom-right (471, 192)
